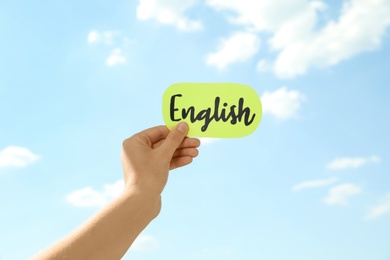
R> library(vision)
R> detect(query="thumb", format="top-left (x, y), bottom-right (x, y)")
top-left (159, 122), bottom-right (189, 157)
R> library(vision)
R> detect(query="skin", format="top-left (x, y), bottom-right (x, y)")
top-left (32, 122), bottom-right (200, 260)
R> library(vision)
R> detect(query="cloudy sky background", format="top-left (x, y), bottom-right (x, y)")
top-left (1, 0), bottom-right (390, 259)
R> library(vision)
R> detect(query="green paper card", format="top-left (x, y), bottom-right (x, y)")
top-left (162, 83), bottom-right (262, 138)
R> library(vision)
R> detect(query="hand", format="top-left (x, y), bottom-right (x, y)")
top-left (30, 123), bottom-right (199, 260)
top-left (121, 122), bottom-right (200, 202)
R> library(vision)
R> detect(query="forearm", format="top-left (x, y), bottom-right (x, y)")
top-left (32, 123), bottom-right (197, 259)
top-left (32, 189), bottom-right (160, 260)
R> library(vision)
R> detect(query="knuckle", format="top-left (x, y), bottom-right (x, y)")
top-left (122, 138), bottom-right (131, 149)
top-left (170, 131), bottom-right (184, 142)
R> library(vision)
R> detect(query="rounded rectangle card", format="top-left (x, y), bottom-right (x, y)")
top-left (162, 83), bottom-right (262, 138)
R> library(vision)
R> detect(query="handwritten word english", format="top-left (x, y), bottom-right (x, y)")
top-left (170, 94), bottom-right (256, 132)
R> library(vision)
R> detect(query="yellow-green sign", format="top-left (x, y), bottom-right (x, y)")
top-left (162, 83), bottom-right (262, 138)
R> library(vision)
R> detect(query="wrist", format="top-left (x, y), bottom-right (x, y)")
top-left (122, 186), bottom-right (162, 219)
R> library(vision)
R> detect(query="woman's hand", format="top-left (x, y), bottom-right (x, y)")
top-left (121, 122), bottom-right (200, 198)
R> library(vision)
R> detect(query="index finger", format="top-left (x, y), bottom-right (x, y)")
top-left (153, 137), bottom-right (200, 149)
top-left (135, 125), bottom-right (170, 147)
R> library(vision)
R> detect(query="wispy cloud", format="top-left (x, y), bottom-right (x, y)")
top-left (0, 146), bottom-right (40, 168)
top-left (87, 30), bottom-right (120, 45)
top-left (136, 0), bottom-right (202, 31)
top-left (323, 183), bottom-right (361, 206)
top-left (205, 0), bottom-right (390, 78)
top-left (87, 30), bottom-right (100, 44)
top-left (365, 193), bottom-right (390, 220)
top-left (66, 180), bottom-right (124, 208)
top-left (130, 235), bottom-right (159, 252)
top-left (106, 48), bottom-right (127, 66)
top-left (261, 87), bottom-right (306, 120)
top-left (87, 30), bottom-right (130, 66)
top-left (292, 178), bottom-right (338, 192)
top-left (199, 138), bottom-right (220, 145)
top-left (206, 32), bottom-right (260, 70)
top-left (256, 59), bottom-right (270, 73)
top-left (326, 155), bottom-right (380, 170)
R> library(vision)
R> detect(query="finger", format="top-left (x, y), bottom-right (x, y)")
top-left (158, 122), bottom-right (188, 157)
top-left (135, 126), bottom-right (170, 147)
top-left (170, 156), bottom-right (193, 170)
top-left (153, 137), bottom-right (200, 149)
top-left (172, 147), bottom-right (199, 159)
top-left (184, 138), bottom-right (201, 148)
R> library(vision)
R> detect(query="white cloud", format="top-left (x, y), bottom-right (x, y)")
top-left (130, 235), bottom-right (159, 252)
top-left (206, 0), bottom-right (320, 32)
top-left (136, 0), bottom-right (202, 31)
top-left (365, 193), bottom-right (390, 220)
top-left (198, 138), bottom-right (220, 145)
top-left (66, 180), bottom-right (124, 208)
top-left (0, 146), bottom-right (40, 168)
top-left (87, 30), bottom-right (100, 44)
top-left (106, 48), bottom-right (127, 66)
top-left (261, 87), bottom-right (306, 120)
top-left (323, 183), bottom-right (361, 206)
top-left (206, 32), bottom-right (260, 69)
top-left (326, 155), bottom-right (380, 170)
top-left (273, 0), bottom-right (390, 78)
top-left (206, 0), bottom-right (390, 77)
top-left (87, 30), bottom-right (119, 45)
top-left (292, 178), bottom-right (338, 192)
top-left (66, 187), bottom-right (109, 208)
top-left (256, 59), bottom-right (270, 73)
top-left (87, 30), bottom-right (130, 66)
top-left (103, 180), bottom-right (125, 198)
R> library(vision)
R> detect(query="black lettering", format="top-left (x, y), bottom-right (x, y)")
top-left (196, 108), bottom-right (212, 132)
top-left (168, 95), bottom-right (256, 131)
top-left (220, 102), bottom-right (230, 121)
top-left (213, 97), bottom-right (221, 121)
top-left (237, 98), bottom-right (255, 125)
top-left (182, 106), bottom-right (196, 122)
top-left (170, 94), bottom-right (182, 121)
top-left (229, 105), bottom-right (237, 124)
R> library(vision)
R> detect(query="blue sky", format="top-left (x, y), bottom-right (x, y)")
top-left (1, 0), bottom-right (390, 259)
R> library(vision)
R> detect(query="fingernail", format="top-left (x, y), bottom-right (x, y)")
top-left (178, 122), bottom-right (188, 133)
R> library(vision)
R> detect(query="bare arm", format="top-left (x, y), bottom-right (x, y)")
top-left (32, 122), bottom-right (200, 260)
